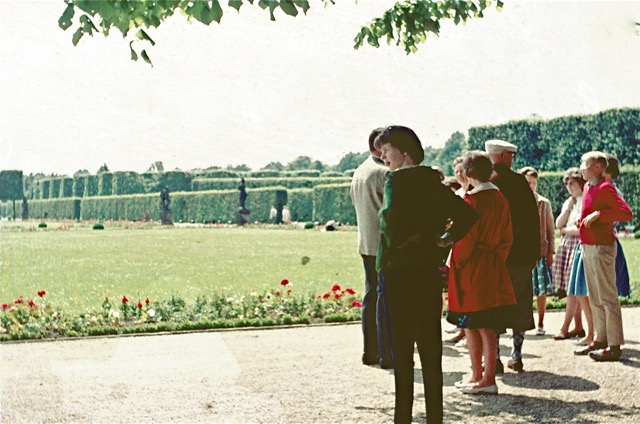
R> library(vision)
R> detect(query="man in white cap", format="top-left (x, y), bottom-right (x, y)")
top-left (485, 139), bottom-right (540, 373)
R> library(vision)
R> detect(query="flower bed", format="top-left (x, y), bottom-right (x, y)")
top-left (0, 281), bottom-right (363, 342)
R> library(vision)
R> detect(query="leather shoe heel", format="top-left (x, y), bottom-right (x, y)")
top-left (589, 347), bottom-right (622, 362)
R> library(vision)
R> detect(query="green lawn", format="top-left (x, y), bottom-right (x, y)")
top-left (0, 224), bottom-right (362, 315)
top-left (1, 223), bottom-right (638, 317)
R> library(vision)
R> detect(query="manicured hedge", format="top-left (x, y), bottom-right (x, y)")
top-left (154, 171), bottom-right (193, 193)
top-left (83, 175), bottom-right (99, 197)
top-left (313, 183), bottom-right (356, 225)
top-left (112, 171), bottom-right (145, 195)
top-left (0, 170), bottom-right (23, 201)
top-left (72, 176), bottom-right (85, 198)
top-left (192, 177), bottom-right (351, 191)
top-left (28, 198), bottom-right (81, 220)
top-left (247, 170), bottom-right (282, 178)
top-left (286, 170), bottom-right (321, 178)
top-left (60, 177), bottom-right (73, 198)
top-left (80, 193), bottom-right (158, 221)
top-left (40, 179), bottom-right (50, 199)
top-left (98, 173), bottom-right (113, 196)
top-left (49, 178), bottom-right (62, 199)
top-left (287, 189), bottom-right (313, 222)
top-left (468, 108), bottom-right (640, 171)
top-left (196, 169), bottom-right (240, 179)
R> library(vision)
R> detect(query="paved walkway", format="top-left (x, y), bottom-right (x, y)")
top-left (1, 307), bottom-right (639, 423)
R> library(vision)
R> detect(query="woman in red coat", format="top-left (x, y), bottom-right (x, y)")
top-left (447, 151), bottom-right (517, 395)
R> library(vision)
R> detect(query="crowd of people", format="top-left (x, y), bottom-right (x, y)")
top-left (350, 125), bottom-right (633, 423)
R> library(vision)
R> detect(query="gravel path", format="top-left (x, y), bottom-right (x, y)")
top-left (1, 307), bottom-right (639, 423)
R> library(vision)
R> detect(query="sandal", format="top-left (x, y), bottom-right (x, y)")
top-left (567, 329), bottom-right (586, 338)
top-left (553, 333), bottom-right (570, 340)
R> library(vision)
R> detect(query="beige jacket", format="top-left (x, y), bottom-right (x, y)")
top-left (535, 192), bottom-right (555, 258)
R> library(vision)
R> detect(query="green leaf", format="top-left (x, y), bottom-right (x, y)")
top-left (58, 3), bottom-right (75, 31)
top-left (280, 0), bottom-right (298, 17)
top-left (141, 50), bottom-right (153, 66)
top-left (292, 0), bottom-right (310, 14)
top-left (71, 27), bottom-right (83, 46)
top-left (228, 0), bottom-right (243, 12)
top-left (136, 29), bottom-right (156, 46)
top-left (211, 0), bottom-right (224, 23)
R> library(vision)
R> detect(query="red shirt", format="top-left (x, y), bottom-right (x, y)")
top-left (579, 178), bottom-right (632, 245)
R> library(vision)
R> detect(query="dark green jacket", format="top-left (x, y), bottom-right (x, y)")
top-left (376, 166), bottom-right (478, 273)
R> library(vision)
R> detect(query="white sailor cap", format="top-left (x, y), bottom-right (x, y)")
top-left (485, 139), bottom-right (517, 154)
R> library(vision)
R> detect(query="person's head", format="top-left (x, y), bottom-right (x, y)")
top-left (373, 125), bottom-right (424, 171)
top-left (443, 177), bottom-right (462, 192)
top-left (452, 156), bottom-right (468, 186)
top-left (485, 139), bottom-right (517, 168)
top-left (518, 166), bottom-right (539, 193)
top-left (580, 151), bottom-right (608, 182)
top-left (431, 166), bottom-right (445, 181)
top-left (368, 127), bottom-right (385, 158)
top-left (604, 153), bottom-right (620, 182)
top-left (563, 167), bottom-right (585, 198)
top-left (462, 151), bottom-right (493, 185)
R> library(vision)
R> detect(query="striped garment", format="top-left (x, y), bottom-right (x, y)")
top-left (552, 235), bottom-right (580, 292)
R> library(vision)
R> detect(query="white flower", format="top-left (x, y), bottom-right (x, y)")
top-left (91, 316), bottom-right (98, 322)
top-left (147, 309), bottom-right (156, 318)
top-left (109, 310), bottom-right (120, 319)
top-left (250, 292), bottom-right (257, 297)
top-left (226, 297), bottom-right (235, 303)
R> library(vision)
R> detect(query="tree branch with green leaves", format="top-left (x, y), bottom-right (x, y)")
top-left (58, 0), bottom-right (502, 65)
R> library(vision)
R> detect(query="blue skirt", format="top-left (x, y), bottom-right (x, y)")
top-left (532, 257), bottom-right (553, 296)
top-left (568, 244), bottom-right (588, 296)
top-left (616, 239), bottom-right (631, 297)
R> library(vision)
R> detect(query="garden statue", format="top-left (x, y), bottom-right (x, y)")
top-left (237, 178), bottom-right (251, 225)
top-left (21, 196), bottom-right (28, 220)
top-left (160, 186), bottom-right (173, 226)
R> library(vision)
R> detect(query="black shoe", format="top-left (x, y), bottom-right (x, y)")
top-left (507, 358), bottom-right (524, 372)
top-left (379, 358), bottom-right (394, 369)
top-left (589, 347), bottom-right (622, 362)
top-left (567, 329), bottom-right (586, 338)
top-left (362, 354), bottom-right (379, 366)
top-left (574, 342), bottom-right (607, 356)
top-left (495, 360), bottom-right (504, 375)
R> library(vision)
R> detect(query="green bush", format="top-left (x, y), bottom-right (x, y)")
top-left (83, 175), bottom-right (99, 197)
top-left (98, 172), bottom-right (113, 196)
top-left (40, 179), bottom-right (51, 199)
top-left (192, 176), bottom-right (351, 191)
top-left (112, 171), bottom-right (145, 195)
top-left (287, 189), bottom-right (313, 222)
top-left (313, 183), bottom-right (356, 225)
top-left (93, 222), bottom-right (105, 230)
top-left (196, 169), bottom-right (240, 179)
top-left (38, 222), bottom-right (47, 228)
top-left (60, 177), bottom-right (73, 198)
top-left (49, 177), bottom-right (62, 199)
top-left (29, 198), bottom-right (81, 220)
top-left (72, 176), bottom-right (85, 197)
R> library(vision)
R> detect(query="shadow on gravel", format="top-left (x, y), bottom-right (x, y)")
top-left (620, 347), bottom-right (640, 369)
top-left (432, 395), bottom-right (638, 423)
top-left (499, 370), bottom-right (599, 391)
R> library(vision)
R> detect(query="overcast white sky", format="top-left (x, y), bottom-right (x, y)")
top-left (1, 0), bottom-right (639, 176)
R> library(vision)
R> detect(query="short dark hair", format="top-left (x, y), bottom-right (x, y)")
top-left (368, 127), bottom-right (385, 153)
top-left (563, 167), bottom-right (585, 186)
top-left (518, 166), bottom-right (538, 178)
top-left (373, 125), bottom-right (424, 164)
top-left (604, 153), bottom-right (620, 180)
top-left (462, 151), bottom-right (493, 182)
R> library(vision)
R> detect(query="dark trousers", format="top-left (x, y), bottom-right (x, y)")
top-left (361, 255), bottom-right (392, 363)
top-left (383, 267), bottom-right (443, 424)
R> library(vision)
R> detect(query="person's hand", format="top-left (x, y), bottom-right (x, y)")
top-left (568, 196), bottom-right (577, 208)
top-left (581, 211), bottom-right (600, 228)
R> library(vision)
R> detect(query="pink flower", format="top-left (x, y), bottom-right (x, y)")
top-left (37, 290), bottom-right (47, 297)
top-left (275, 291), bottom-right (281, 297)
top-left (280, 279), bottom-right (289, 286)
top-left (351, 300), bottom-right (363, 308)
top-left (122, 296), bottom-right (128, 304)
top-left (286, 289), bottom-right (292, 294)
top-left (345, 288), bottom-right (356, 295)
top-left (331, 284), bottom-right (341, 292)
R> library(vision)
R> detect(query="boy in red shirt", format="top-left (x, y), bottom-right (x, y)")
top-left (574, 151), bottom-right (633, 362)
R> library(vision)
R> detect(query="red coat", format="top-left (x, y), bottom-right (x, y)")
top-left (448, 186), bottom-right (517, 313)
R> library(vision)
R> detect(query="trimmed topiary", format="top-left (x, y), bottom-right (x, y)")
top-left (93, 222), bottom-right (105, 230)
top-left (38, 222), bottom-right (47, 228)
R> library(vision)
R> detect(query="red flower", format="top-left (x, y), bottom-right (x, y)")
top-left (335, 293), bottom-right (343, 299)
top-left (37, 290), bottom-right (47, 297)
top-left (137, 300), bottom-right (143, 309)
top-left (345, 288), bottom-right (356, 295)
top-left (28, 299), bottom-right (35, 307)
top-left (351, 300), bottom-right (363, 308)
top-left (122, 296), bottom-right (128, 304)
top-left (331, 284), bottom-right (341, 292)
top-left (14, 296), bottom-right (23, 304)
top-left (275, 291), bottom-right (281, 297)
top-left (280, 279), bottom-right (289, 286)
top-left (286, 289), bottom-right (292, 294)
top-left (322, 292), bottom-right (331, 299)
top-left (145, 298), bottom-right (150, 305)
top-left (2, 303), bottom-right (9, 310)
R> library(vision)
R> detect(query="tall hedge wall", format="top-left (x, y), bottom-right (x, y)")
top-left (80, 193), bottom-right (158, 221)
top-left (287, 188), bottom-right (313, 222)
top-left (0, 170), bottom-right (24, 201)
top-left (72, 176), bottom-right (85, 198)
top-left (28, 198), bottom-right (81, 220)
top-left (98, 173), bottom-right (113, 196)
top-left (112, 171), bottom-right (145, 195)
top-left (192, 177), bottom-right (351, 191)
top-left (60, 177), bottom-right (73, 198)
top-left (49, 178), bottom-right (62, 199)
top-left (313, 183), bottom-right (356, 225)
top-left (468, 108), bottom-right (640, 171)
top-left (83, 175), bottom-right (99, 197)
